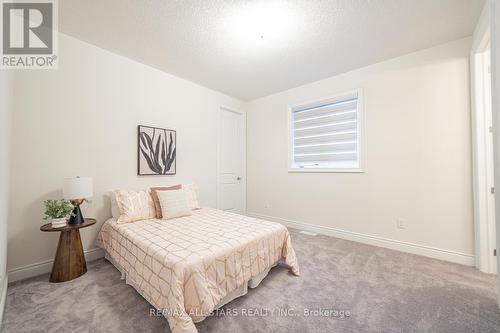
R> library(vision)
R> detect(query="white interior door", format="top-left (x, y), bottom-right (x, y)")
top-left (217, 107), bottom-right (245, 213)
top-left (471, 16), bottom-right (497, 274)
top-left (484, 48), bottom-right (497, 273)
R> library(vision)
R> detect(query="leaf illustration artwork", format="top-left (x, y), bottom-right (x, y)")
top-left (138, 126), bottom-right (176, 175)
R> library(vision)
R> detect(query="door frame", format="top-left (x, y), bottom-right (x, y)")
top-left (216, 106), bottom-right (247, 213)
top-left (491, 0), bottom-right (500, 307)
top-left (471, 4), bottom-right (495, 274)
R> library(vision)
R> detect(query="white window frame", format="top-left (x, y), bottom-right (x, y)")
top-left (287, 89), bottom-right (365, 173)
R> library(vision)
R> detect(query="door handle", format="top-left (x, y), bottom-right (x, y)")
top-left (237, 177), bottom-right (241, 181)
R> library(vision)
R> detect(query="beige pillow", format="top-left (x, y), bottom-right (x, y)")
top-left (157, 189), bottom-right (193, 220)
top-left (183, 183), bottom-right (201, 210)
top-left (150, 184), bottom-right (182, 218)
top-left (114, 189), bottom-right (156, 223)
top-left (109, 191), bottom-right (120, 218)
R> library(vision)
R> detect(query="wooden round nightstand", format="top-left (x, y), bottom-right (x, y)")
top-left (40, 218), bottom-right (96, 283)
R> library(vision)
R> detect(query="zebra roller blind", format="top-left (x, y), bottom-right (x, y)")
top-left (290, 91), bottom-right (361, 170)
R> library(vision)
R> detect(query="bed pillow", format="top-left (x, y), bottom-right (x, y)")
top-left (183, 183), bottom-right (201, 210)
top-left (150, 184), bottom-right (182, 218)
top-left (113, 189), bottom-right (156, 223)
top-left (109, 191), bottom-right (120, 219)
top-left (157, 189), bottom-right (193, 220)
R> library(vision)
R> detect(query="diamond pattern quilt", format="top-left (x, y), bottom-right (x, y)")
top-left (96, 208), bottom-right (300, 333)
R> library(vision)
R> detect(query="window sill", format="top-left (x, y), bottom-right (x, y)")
top-left (288, 168), bottom-right (364, 173)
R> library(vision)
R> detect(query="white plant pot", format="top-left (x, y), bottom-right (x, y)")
top-left (51, 217), bottom-right (68, 228)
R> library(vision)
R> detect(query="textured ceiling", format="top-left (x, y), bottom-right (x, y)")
top-left (59, 0), bottom-right (485, 100)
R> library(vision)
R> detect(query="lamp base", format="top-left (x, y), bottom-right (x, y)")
top-left (68, 205), bottom-right (84, 225)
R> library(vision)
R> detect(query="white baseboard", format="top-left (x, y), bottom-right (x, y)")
top-left (247, 212), bottom-right (475, 266)
top-left (0, 275), bottom-right (7, 328)
top-left (7, 248), bottom-right (105, 283)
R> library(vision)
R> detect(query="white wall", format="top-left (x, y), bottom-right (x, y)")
top-left (0, 70), bottom-right (14, 322)
top-left (247, 38), bottom-right (474, 261)
top-left (8, 33), bottom-right (245, 273)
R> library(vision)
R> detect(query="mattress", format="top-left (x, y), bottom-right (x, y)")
top-left (96, 208), bottom-right (300, 333)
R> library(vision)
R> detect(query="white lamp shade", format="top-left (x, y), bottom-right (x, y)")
top-left (63, 176), bottom-right (93, 200)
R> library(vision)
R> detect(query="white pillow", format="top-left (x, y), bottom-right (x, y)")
top-left (114, 189), bottom-right (156, 223)
top-left (182, 183), bottom-right (200, 210)
top-left (109, 191), bottom-right (120, 218)
top-left (157, 189), bottom-right (193, 220)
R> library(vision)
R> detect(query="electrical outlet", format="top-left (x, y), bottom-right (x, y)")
top-left (264, 203), bottom-right (269, 209)
top-left (396, 219), bottom-right (406, 230)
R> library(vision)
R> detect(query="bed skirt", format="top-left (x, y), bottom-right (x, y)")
top-left (104, 251), bottom-right (272, 323)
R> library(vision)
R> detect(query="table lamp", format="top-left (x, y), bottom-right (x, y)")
top-left (63, 176), bottom-right (93, 225)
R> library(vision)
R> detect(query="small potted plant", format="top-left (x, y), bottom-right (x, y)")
top-left (43, 199), bottom-right (74, 228)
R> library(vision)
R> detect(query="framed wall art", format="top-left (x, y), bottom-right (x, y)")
top-left (138, 125), bottom-right (176, 175)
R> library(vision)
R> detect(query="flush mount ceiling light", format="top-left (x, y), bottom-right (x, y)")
top-left (225, 1), bottom-right (296, 47)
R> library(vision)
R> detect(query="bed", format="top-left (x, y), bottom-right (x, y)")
top-left (96, 207), bottom-right (300, 333)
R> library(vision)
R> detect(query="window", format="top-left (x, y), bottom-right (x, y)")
top-left (289, 90), bottom-right (363, 172)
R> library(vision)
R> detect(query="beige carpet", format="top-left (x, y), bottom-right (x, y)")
top-left (3, 229), bottom-right (500, 333)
